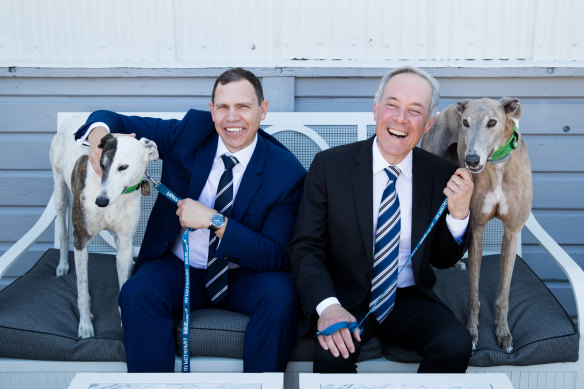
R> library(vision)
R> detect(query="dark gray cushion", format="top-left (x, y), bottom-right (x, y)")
top-left (383, 254), bottom-right (579, 366)
top-left (0, 249), bottom-right (125, 361)
top-left (0, 250), bottom-right (578, 367)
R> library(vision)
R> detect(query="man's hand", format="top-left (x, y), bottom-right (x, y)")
top-left (87, 127), bottom-right (135, 177)
top-left (177, 199), bottom-right (227, 236)
top-left (443, 168), bottom-right (474, 219)
top-left (317, 304), bottom-right (361, 359)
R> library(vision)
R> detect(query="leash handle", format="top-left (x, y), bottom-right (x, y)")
top-left (316, 321), bottom-right (363, 337)
top-left (144, 174), bottom-right (191, 373)
top-left (355, 197), bottom-right (449, 331)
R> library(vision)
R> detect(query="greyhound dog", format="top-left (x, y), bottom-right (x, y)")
top-left (50, 117), bottom-right (158, 338)
top-left (421, 98), bottom-right (532, 352)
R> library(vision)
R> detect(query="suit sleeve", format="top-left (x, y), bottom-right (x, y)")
top-left (288, 153), bottom-right (338, 318)
top-left (74, 109), bottom-right (214, 159)
top-left (215, 162), bottom-right (306, 273)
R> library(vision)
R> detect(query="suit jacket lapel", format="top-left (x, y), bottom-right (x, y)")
top-left (231, 135), bottom-right (264, 220)
top-left (352, 138), bottom-right (375, 263)
top-left (411, 148), bottom-right (432, 271)
top-left (187, 135), bottom-right (218, 199)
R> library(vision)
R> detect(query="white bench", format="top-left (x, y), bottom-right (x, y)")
top-left (0, 112), bottom-right (583, 389)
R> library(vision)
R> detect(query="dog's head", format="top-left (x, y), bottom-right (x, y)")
top-left (95, 134), bottom-right (159, 207)
top-left (456, 97), bottom-right (521, 173)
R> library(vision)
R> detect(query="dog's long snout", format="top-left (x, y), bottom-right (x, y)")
top-left (95, 196), bottom-right (110, 207)
top-left (465, 154), bottom-right (481, 168)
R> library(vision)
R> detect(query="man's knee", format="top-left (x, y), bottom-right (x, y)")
top-left (428, 325), bottom-right (472, 363)
top-left (256, 273), bottom-right (297, 317)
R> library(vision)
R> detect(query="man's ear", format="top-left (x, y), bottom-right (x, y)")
top-left (500, 97), bottom-right (521, 120)
top-left (260, 100), bottom-right (269, 120)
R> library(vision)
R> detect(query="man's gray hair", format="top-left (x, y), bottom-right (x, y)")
top-left (374, 66), bottom-right (440, 118)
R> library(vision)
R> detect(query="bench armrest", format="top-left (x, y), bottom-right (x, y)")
top-left (0, 194), bottom-right (57, 280)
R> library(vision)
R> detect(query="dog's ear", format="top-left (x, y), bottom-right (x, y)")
top-left (500, 97), bottom-right (521, 120)
top-left (140, 137), bottom-right (159, 161)
top-left (98, 133), bottom-right (114, 149)
top-left (455, 100), bottom-right (472, 116)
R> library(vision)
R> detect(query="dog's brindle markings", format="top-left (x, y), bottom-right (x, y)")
top-left (50, 118), bottom-right (158, 338)
top-left (71, 155), bottom-right (91, 250)
top-left (421, 98), bottom-right (532, 353)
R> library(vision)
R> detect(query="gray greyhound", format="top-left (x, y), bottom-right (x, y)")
top-left (421, 98), bottom-right (533, 352)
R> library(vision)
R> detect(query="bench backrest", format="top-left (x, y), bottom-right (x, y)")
top-left (56, 112), bottom-right (515, 257)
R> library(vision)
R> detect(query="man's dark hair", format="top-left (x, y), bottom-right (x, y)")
top-left (211, 67), bottom-right (264, 105)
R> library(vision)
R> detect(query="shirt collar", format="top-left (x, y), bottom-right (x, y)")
top-left (215, 134), bottom-right (258, 170)
top-left (372, 136), bottom-right (413, 178)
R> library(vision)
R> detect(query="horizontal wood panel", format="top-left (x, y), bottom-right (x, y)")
top-left (523, 135), bottom-right (584, 172)
top-left (532, 173), bottom-right (584, 209)
top-left (0, 78), bottom-right (215, 97)
top-left (0, 135), bottom-right (53, 169)
top-left (295, 77), bottom-right (584, 98)
top-left (0, 97), bottom-right (212, 133)
top-left (0, 208), bottom-right (55, 243)
top-left (523, 211), bottom-right (584, 245)
top-left (0, 173), bottom-right (53, 206)
top-left (522, 245), bottom-right (584, 281)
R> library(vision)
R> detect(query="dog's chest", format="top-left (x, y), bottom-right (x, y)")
top-left (478, 165), bottom-right (510, 216)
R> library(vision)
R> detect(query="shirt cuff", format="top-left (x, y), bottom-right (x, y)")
top-left (446, 211), bottom-right (470, 244)
top-left (76, 122), bottom-right (110, 145)
top-left (316, 297), bottom-right (341, 316)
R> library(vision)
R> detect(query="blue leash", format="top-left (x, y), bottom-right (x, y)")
top-left (316, 197), bottom-right (449, 337)
top-left (144, 172), bottom-right (192, 373)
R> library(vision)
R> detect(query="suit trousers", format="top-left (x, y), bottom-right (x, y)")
top-left (119, 251), bottom-right (297, 373)
top-left (313, 286), bottom-right (472, 373)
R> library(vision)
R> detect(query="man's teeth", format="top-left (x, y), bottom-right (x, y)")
top-left (225, 127), bottom-right (244, 133)
top-left (389, 128), bottom-right (407, 137)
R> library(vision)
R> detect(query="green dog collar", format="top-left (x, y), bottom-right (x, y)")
top-left (488, 124), bottom-right (519, 163)
top-left (123, 178), bottom-right (145, 194)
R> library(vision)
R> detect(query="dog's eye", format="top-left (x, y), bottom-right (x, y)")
top-left (118, 164), bottom-right (129, 171)
top-left (462, 119), bottom-right (469, 128)
top-left (487, 119), bottom-right (497, 128)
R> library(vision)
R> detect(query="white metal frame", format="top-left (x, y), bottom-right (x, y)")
top-left (0, 112), bottom-right (582, 389)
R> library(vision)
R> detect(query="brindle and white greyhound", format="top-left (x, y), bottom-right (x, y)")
top-left (50, 117), bottom-right (158, 338)
top-left (421, 97), bottom-right (533, 352)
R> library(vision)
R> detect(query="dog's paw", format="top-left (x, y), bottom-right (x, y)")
top-left (496, 330), bottom-right (513, 353)
top-left (78, 319), bottom-right (95, 339)
top-left (56, 263), bottom-right (69, 277)
top-left (454, 261), bottom-right (467, 271)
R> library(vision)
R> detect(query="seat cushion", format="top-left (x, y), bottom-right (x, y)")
top-left (0, 250), bottom-right (578, 367)
top-left (383, 254), bottom-right (579, 366)
top-left (0, 249), bottom-right (125, 361)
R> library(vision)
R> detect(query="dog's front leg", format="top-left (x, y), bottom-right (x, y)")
top-left (53, 181), bottom-right (70, 276)
top-left (495, 226), bottom-right (519, 353)
top-left (466, 222), bottom-right (486, 350)
top-left (115, 235), bottom-right (134, 291)
top-left (75, 247), bottom-right (95, 338)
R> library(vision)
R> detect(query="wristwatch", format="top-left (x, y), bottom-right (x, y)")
top-left (209, 213), bottom-right (226, 232)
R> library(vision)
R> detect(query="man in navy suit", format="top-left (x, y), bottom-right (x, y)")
top-left (75, 68), bottom-right (306, 373)
top-left (289, 66), bottom-right (474, 373)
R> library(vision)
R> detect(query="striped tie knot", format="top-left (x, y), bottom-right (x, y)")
top-left (221, 154), bottom-right (238, 172)
top-left (385, 166), bottom-right (400, 182)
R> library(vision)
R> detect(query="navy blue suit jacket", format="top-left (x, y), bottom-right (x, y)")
top-left (75, 109), bottom-right (306, 273)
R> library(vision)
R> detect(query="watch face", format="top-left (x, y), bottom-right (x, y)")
top-left (211, 213), bottom-right (225, 229)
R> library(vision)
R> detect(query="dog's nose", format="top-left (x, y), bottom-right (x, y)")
top-left (95, 196), bottom-right (110, 207)
top-left (465, 154), bottom-right (480, 168)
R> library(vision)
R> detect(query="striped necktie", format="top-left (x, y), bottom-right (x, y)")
top-left (370, 166), bottom-right (401, 323)
top-left (206, 154), bottom-right (238, 304)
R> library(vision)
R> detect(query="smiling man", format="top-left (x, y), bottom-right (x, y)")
top-left (289, 66), bottom-right (474, 374)
top-left (74, 68), bottom-right (306, 373)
